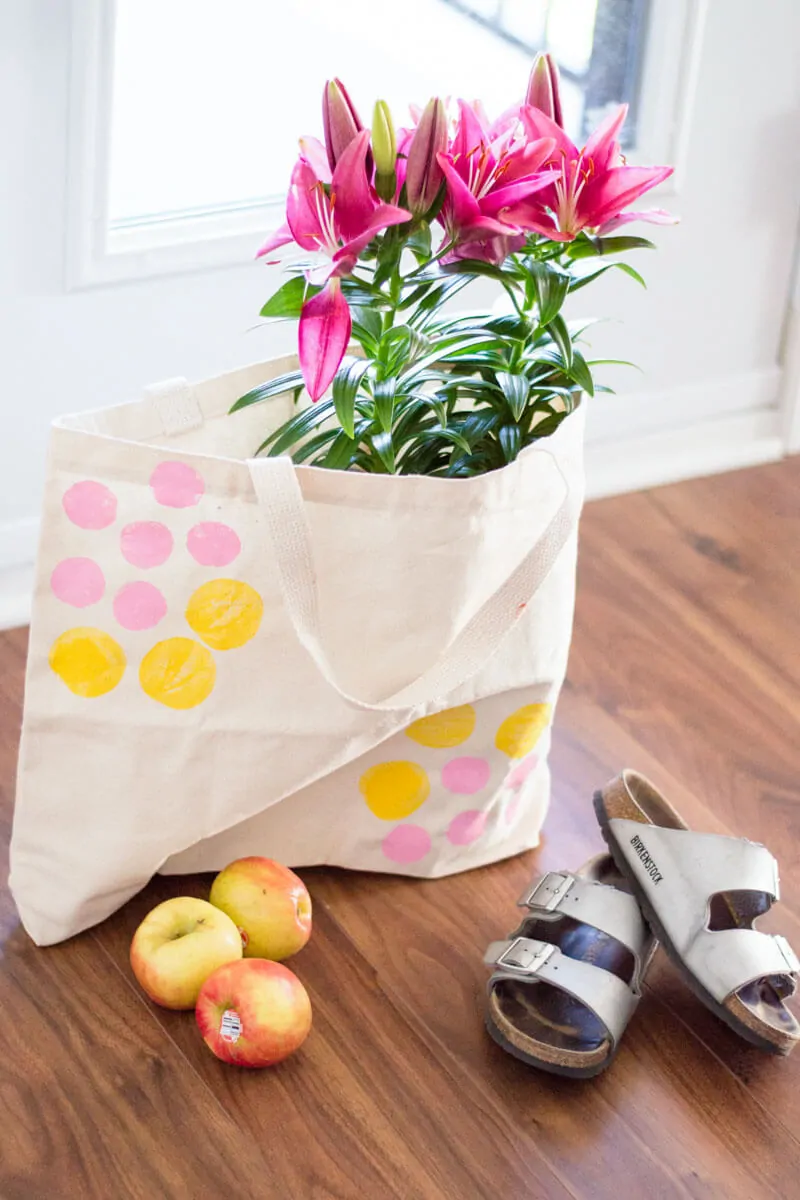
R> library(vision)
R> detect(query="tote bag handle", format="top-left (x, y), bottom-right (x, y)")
top-left (247, 453), bottom-right (579, 714)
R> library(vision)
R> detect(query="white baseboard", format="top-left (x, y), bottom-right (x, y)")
top-left (585, 408), bottom-right (784, 500)
top-left (0, 373), bottom-right (788, 630)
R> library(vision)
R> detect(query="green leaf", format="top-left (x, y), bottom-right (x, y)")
top-left (406, 222), bottom-right (432, 263)
top-left (546, 313), bottom-right (573, 369)
top-left (332, 358), bottom-right (370, 439)
top-left (230, 370), bottom-right (305, 413)
top-left (498, 424), bottom-right (521, 463)
top-left (323, 430), bottom-right (359, 470)
top-left (373, 377), bottom-right (397, 433)
top-left (568, 261), bottom-right (647, 293)
top-left (259, 276), bottom-right (320, 319)
top-left (566, 350), bottom-right (594, 396)
top-left (259, 398), bottom-right (335, 457)
top-left (528, 261), bottom-right (571, 325)
top-left (350, 306), bottom-right (383, 355)
top-left (370, 430), bottom-right (395, 473)
top-left (567, 234), bottom-right (656, 259)
top-left (495, 371), bottom-right (530, 421)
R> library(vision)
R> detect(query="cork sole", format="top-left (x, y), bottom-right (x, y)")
top-left (593, 786), bottom-right (798, 1056)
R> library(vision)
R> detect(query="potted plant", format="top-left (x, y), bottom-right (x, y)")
top-left (234, 54), bottom-right (673, 476)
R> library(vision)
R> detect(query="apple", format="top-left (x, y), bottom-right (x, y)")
top-left (196, 958), bottom-right (312, 1067)
top-left (130, 896), bottom-right (243, 1010)
top-left (209, 857), bottom-right (312, 961)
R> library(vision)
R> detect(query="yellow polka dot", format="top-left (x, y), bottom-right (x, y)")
top-left (140, 637), bottom-right (216, 709)
top-left (405, 704), bottom-right (476, 749)
top-left (49, 627), bottom-right (126, 698)
top-left (185, 578), bottom-right (263, 650)
top-left (495, 703), bottom-right (552, 758)
top-left (359, 761), bottom-right (430, 821)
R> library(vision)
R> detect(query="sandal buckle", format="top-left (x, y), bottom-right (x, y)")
top-left (774, 935), bottom-right (799, 975)
top-left (518, 871), bottom-right (574, 912)
top-left (495, 937), bottom-right (556, 974)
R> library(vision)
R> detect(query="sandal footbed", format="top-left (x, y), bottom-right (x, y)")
top-left (486, 855), bottom-right (652, 1075)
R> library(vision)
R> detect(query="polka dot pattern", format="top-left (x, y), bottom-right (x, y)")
top-left (382, 824), bottom-right (431, 864)
top-left (187, 522), bottom-right (241, 567)
top-left (49, 627), bottom-right (126, 697)
top-left (139, 637), bottom-right (216, 709)
top-left (150, 461), bottom-right (205, 508)
top-left (405, 704), bottom-right (476, 748)
top-left (114, 582), bottom-right (167, 631)
top-left (120, 522), bottom-right (174, 568)
top-left (441, 756), bottom-right (491, 795)
top-left (495, 703), bottom-right (551, 759)
top-left (186, 579), bottom-right (263, 650)
top-left (51, 558), bottom-right (105, 608)
top-left (447, 809), bottom-right (487, 846)
top-left (359, 761), bottom-right (430, 821)
top-left (62, 481), bottom-right (117, 530)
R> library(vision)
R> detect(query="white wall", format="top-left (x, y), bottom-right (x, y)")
top-left (2, 0), bottom-right (800, 626)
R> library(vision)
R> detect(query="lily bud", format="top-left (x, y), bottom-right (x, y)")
top-left (525, 52), bottom-right (564, 128)
top-left (372, 100), bottom-right (397, 200)
top-left (322, 78), bottom-right (363, 171)
top-left (405, 97), bottom-right (447, 216)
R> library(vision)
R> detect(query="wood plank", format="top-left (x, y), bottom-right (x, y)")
top-left (2, 459), bottom-right (800, 1198)
top-left (95, 872), bottom-right (572, 1200)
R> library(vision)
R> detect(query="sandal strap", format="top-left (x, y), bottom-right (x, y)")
top-left (684, 929), bottom-right (800, 1003)
top-left (484, 936), bottom-right (640, 1047)
top-left (608, 820), bottom-right (780, 903)
top-left (518, 871), bottom-right (649, 958)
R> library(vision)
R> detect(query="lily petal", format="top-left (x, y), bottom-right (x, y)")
top-left (583, 104), bottom-right (628, 171)
top-left (331, 130), bottom-right (376, 244)
top-left (336, 202), bottom-right (412, 263)
top-left (438, 154), bottom-right (509, 236)
top-left (287, 158), bottom-right (327, 251)
top-left (495, 137), bottom-right (556, 184)
top-left (480, 168), bottom-right (559, 217)
top-left (580, 165), bottom-right (674, 227)
top-left (520, 106), bottom-right (576, 162)
top-left (298, 280), bottom-right (352, 402)
top-left (299, 136), bottom-right (332, 184)
top-left (595, 207), bottom-right (678, 235)
top-left (256, 222), bottom-right (293, 258)
top-left (452, 99), bottom-right (492, 171)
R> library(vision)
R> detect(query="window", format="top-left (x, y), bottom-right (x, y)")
top-left (69, 0), bottom-right (674, 286)
top-left (107, 0), bottom-right (649, 234)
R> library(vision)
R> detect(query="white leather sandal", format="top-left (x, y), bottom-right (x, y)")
top-left (484, 855), bottom-right (657, 1077)
top-left (594, 770), bottom-right (800, 1056)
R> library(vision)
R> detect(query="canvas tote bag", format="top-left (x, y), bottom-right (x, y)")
top-left (10, 354), bottom-right (585, 945)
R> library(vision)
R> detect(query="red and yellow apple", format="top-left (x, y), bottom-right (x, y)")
top-left (196, 958), bottom-right (312, 1067)
top-left (209, 857), bottom-right (312, 961)
top-left (130, 896), bottom-right (243, 1010)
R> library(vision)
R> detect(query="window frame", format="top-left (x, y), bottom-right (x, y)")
top-left (65, 0), bottom-right (706, 290)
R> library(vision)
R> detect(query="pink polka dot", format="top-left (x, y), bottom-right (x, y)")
top-left (382, 824), bottom-right (432, 864)
top-left (446, 809), bottom-right (487, 846)
top-left (62, 481), bottom-right (117, 530)
top-left (150, 461), bottom-right (205, 508)
top-left (441, 756), bottom-right (491, 795)
top-left (50, 558), bottom-right (105, 607)
top-left (113, 582), bottom-right (167, 631)
top-left (507, 754), bottom-right (539, 790)
top-left (120, 522), bottom-right (173, 568)
top-left (187, 522), bottom-right (241, 567)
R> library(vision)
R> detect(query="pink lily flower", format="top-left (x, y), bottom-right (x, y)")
top-left (435, 100), bottom-right (557, 258)
top-left (516, 103), bottom-right (673, 240)
top-left (257, 130), bottom-right (411, 399)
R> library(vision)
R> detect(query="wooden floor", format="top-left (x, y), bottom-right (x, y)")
top-left (2, 459), bottom-right (800, 1199)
